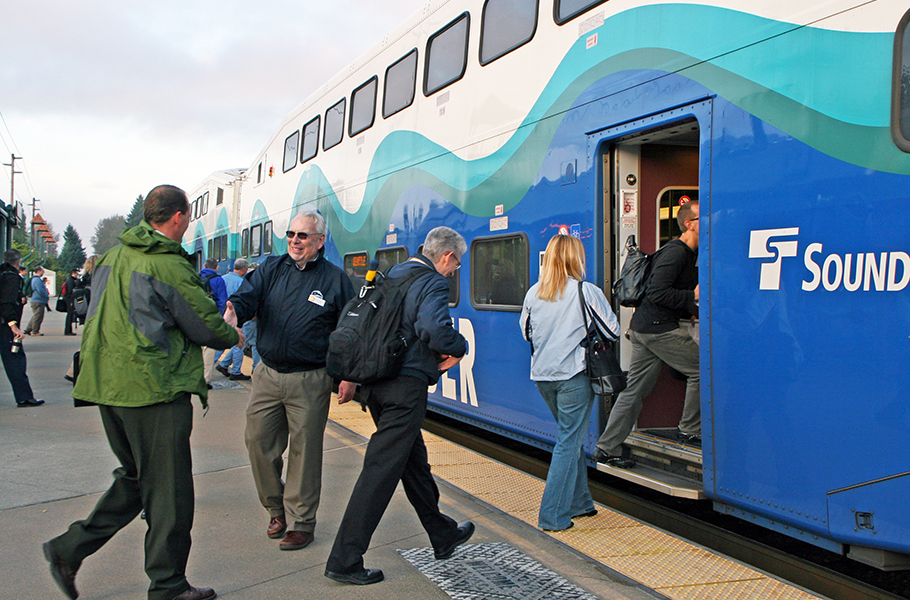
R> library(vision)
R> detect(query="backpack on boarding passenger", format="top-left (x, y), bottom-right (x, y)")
top-left (325, 264), bottom-right (428, 384)
top-left (612, 235), bottom-right (663, 308)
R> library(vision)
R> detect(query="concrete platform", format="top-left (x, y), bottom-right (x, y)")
top-left (0, 309), bottom-right (654, 600)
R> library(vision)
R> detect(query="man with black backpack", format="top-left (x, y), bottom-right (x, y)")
top-left (199, 258), bottom-right (227, 384)
top-left (224, 210), bottom-right (356, 552)
top-left (324, 226), bottom-right (474, 586)
top-left (594, 200), bottom-right (700, 468)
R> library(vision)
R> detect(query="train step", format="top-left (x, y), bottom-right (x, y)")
top-left (594, 429), bottom-right (705, 500)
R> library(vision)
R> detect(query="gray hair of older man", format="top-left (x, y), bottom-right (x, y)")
top-left (233, 258), bottom-right (250, 271)
top-left (422, 226), bottom-right (467, 262)
top-left (294, 209), bottom-right (326, 235)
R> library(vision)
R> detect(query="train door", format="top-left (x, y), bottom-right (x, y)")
top-left (597, 116), bottom-right (701, 438)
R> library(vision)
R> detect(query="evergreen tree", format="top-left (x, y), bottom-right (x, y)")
top-left (125, 194), bottom-right (144, 230)
top-left (92, 215), bottom-right (126, 255)
top-left (59, 224), bottom-right (87, 273)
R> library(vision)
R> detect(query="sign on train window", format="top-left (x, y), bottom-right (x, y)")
top-left (893, 9), bottom-right (910, 152)
top-left (555, 0), bottom-right (608, 25)
top-left (471, 234), bottom-right (529, 311)
top-left (250, 224), bottom-right (262, 257)
top-left (480, 0), bottom-right (538, 66)
top-left (324, 98), bottom-right (346, 151)
top-left (283, 130), bottom-right (299, 173)
top-left (350, 77), bottom-right (377, 137)
top-left (425, 13), bottom-right (470, 96)
top-left (419, 243), bottom-right (459, 306)
top-left (344, 252), bottom-right (369, 289)
top-left (241, 228), bottom-right (250, 257)
top-left (657, 188), bottom-right (698, 247)
top-left (301, 116), bottom-right (320, 163)
top-left (263, 221), bottom-right (273, 255)
top-left (383, 50), bottom-right (417, 118)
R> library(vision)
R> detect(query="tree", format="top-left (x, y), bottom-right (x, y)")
top-left (59, 224), bottom-right (87, 273)
top-left (125, 194), bottom-right (144, 230)
top-left (92, 215), bottom-right (126, 255)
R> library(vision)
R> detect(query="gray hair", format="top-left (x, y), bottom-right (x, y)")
top-left (422, 226), bottom-right (467, 261)
top-left (233, 258), bottom-right (250, 271)
top-left (3, 249), bottom-right (21, 266)
top-left (204, 258), bottom-right (218, 269)
top-left (293, 209), bottom-right (326, 235)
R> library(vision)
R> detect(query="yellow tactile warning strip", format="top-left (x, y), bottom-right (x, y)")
top-left (328, 401), bottom-right (824, 600)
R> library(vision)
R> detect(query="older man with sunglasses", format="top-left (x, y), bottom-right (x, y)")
top-left (224, 210), bottom-right (356, 551)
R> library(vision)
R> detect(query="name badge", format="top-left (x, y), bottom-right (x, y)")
top-left (308, 291), bottom-right (326, 307)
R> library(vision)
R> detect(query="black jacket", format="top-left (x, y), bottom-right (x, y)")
top-left (631, 239), bottom-right (697, 334)
top-left (0, 263), bottom-right (24, 324)
top-left (390, 255), bottom-right (467, 385)
top-left (229, 250), bottom-right (355, 373)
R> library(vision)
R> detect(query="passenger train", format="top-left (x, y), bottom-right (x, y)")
top-left (183, 0), bottom-right (910, 570)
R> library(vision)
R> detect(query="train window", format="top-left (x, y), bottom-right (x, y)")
top-left (263, 221), bottom-right (273, 255)
top-left (283, 130), bottom-right (299, 173)
top-left (194, 197), bottom-right (201, 220)
top-left (256, 162), bottom-right (263, 184)
top-left (893, 9), bottom-right (910, 152)
top-left (216, 188), bottom-right (224, 206)
top-left (344, 251), bottom-right (369, 289)
top-left (419, 243), bottom-right (459, 305)
top-left (324, 98), bottom-right (346, 151)
top-left (241, 228), bottom-right (250, 257)
top-left (207, 238), bottom-right (213, 258)
top-left (301, 116), bottom-right (320, 163)
top-left (375, 246), bottom-right (409, 274)
top-left (471, 234), bottom-right (529, 311)
top-left (250, 224), bottom-right (262, 257)
top-left (202, 191), bottom-right (209, 216)
top-left (480, 0), bottom-right (538, 65)
top-left (383, 49), bottom-right (418, 118)
top-left (554, 0), bottom-right (608, 25)
top-left (657, 188), bottom-right (698, 246)
top-left (350, 77), bottom-right (377, 137)
top-left (425, 13), bottom-right (470, 96)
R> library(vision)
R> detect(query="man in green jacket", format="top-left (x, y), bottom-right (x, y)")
top-left (43, 185), bottom-right (242, 600)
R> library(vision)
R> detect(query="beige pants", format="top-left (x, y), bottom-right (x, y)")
top-left (244, 363), bottom-right (333, 533)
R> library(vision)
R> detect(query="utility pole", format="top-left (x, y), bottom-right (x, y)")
top-left (3, 154), bottom-right (22, 207)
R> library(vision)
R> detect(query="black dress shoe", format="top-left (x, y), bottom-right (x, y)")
top-left (215, 364), bottom-right (230, 378)
top-left (17, 398), bottom-right (45, 407)
top-left (676, 429), bottom-right (702, 447)
top-left (434, 521), bottom-right (474, 559)
top-left (43, 542), bottom-right (79, 600)
top-left (169, 585), bottom-right (216, 600)
top-left (64, 375), bottom-right (75, 383)
top-left (230, 372), bottom-right (251, 381)
top-left (573, 509), bottom-right (598, 519)
top-left (324, 568), bottom-right (384, 585)
top-left (592, 448), bottom-right (610, 463)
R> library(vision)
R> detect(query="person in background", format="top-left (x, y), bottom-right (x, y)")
top-left (519, 234), bottom-right (619, 532)
top-left (215, 258), bottom-right (251, 380)
top-left (42, 185), bottom-right (242, 600)
top-left (74, 256), bottom-right (97, 325)
top-left (63, 268), bottom-right (80, 336)
top-left (0, 250), bottom-right (44, 407)
top-left (23, 266), bottom-right (48, 336)
top-left (199, 258), bottom-right (227, 385)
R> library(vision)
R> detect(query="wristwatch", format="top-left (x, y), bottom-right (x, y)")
top-left (8, 321), bottom-right (17, 328)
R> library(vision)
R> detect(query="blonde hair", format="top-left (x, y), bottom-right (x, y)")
top-left (537, 235), bottom-right (586, 301)
top-left (82, 256), bottom-right (98, 275)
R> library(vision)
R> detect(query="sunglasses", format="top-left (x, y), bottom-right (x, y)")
top-left (286, 230), bottom-right (321, 240)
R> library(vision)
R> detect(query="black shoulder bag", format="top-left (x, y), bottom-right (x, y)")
top-left (578, 282), bottom-right (626, 396)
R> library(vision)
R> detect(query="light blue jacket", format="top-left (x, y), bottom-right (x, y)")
top-left (519, 278), bottom-right (619, 382)
top-left (28, 276), bottom-right (49, 305)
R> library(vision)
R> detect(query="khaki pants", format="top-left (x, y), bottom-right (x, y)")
top-left (244, 363), bottom-right (332, 533)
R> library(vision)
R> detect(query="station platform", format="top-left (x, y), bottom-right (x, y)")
top-left (1, 309), bottom-right (827, 599)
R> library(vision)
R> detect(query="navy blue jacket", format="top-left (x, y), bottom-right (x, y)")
top-left (229, 250), bottom-right (354, 373)
top-left (390, 255), bottom-right (467, 385)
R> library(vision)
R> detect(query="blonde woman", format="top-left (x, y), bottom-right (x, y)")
top-left (519, 234), bottom-right (619, 531)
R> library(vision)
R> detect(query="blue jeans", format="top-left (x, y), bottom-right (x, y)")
top-left (218, 320), bottom-right (260, 373)
top-left (535, 371), bottom-right (596, 531)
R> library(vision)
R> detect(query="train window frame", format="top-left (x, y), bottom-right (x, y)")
top-left (241, 228), bottom-right (250, 257)
top-left (301, 116), bottom-right (320, 163)
top-left (479, 0), bottom-right (539, 66)
top-left (194, 197), bottom-right (201, 220)
top-left (262, 220), bottom-right (273, 255)
top-left (892, 8), bottom-right (910, 152)
top-left (424, 12), bottom-right (471, 97)
top-left (250, 224), bottom-right (262, 257)
top-left (350, 77), bottom-right (378, 137)
top-left (470, 233), bottom-right (529, 312)
top-left (216, 188), bottom-right (224, 206)
top-left (343, 251), bottom-right (370, 289)
top-left (202, 191), bottom-right (209, 216)
top-left (324, 98), bottom-right (346, 151)
top-left (283, 130), bottom-right (300, 173)
top-left (554, 0), bottom-right (609, 25)
top-left (256, 162), bottom-right (263, 184)
top-left (207, 238), bottom-right (213, 259)
top-left (383, 49), bottom-right (418, 119)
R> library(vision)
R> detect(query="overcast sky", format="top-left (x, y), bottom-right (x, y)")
top-left (1, 0), bottom-right (425, 254)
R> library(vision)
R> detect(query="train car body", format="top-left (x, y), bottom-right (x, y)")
top-left (184, 0), bottom-right (910, 568)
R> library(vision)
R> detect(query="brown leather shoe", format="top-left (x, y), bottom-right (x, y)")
top-left (169, 585), bottom-right (216, 600)
top-left (279, 530), bottom-right (314, 551)
top-left (43, 542), bottom-right (79, 599)
top-left (267, 514), bottom-right (287, 539)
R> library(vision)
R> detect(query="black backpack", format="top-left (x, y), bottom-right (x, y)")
top-left (612, 235), bottom-right (664, 308)
top-left (325, 266), bottom-right (429, 384)
top-left (201, 272), bottom-right (217, 299)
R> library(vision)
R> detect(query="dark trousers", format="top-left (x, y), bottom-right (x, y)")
top-left (47, 396), bottom-right (196, 600)
top-left (0, 324), bottom-right (34, 404)
top-left (64, 302), bottom-right (76, 334)
top-left (326, 376), bottom-right (458, 574)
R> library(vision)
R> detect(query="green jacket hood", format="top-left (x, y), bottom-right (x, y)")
top-left (120, 221), bottom-right (192, 258)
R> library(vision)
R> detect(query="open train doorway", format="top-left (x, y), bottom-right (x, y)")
top-left (591, 107), bottom-right (706, 498)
